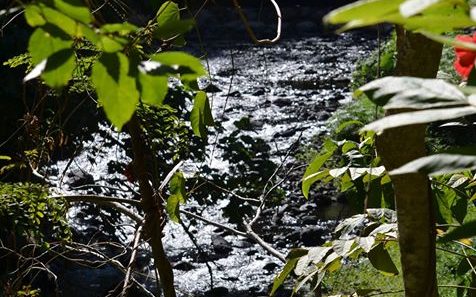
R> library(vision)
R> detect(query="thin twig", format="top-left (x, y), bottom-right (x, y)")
top-left (231, 0), bottom-right (281, 45)
top-left (121, 225), bottom-right (144, 296)
top-left (181, 209), bottom-right (247, 237)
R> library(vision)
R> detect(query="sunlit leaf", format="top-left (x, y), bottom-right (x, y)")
top-left (391, 154), bottom-right (476, 176)
top-left (190, 91), bottom-right (214, 139)
top-left (41, 48), bottom-right (76, 88)
top-left (53, 0), bottom-right (93, 24)
top-left (363, 107), bottom-right (476, 133)
top-left (138, 72), bottom-right (168, 106)
top-left (91, 52), bottom-right (140, 130)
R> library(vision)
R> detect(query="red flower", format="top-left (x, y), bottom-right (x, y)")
top-left (454, 33), bottom-right (476, 79)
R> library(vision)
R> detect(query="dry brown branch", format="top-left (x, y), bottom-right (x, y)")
top-left (232, 0), bottom-right (282, 45)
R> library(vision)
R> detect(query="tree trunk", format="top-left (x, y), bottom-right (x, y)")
top-left (128, 113), bottom-right (176, 297)
top-left (375, 26), bottom-right (442, 297)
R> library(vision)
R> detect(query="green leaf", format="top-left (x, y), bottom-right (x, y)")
top-left (53, 0), bottom-right (93, 24)
top-left (41, 6), bottom-right (78, 36)
top-left (434, 187), bottom-right (454, 224)
top-left (391, 154), bottom-right (476, 176)
top-left (363, 107), bottom-right (476, 133)
top-left (439, 220), bottom-right (476, 242)
top-left (137, 72), bottom-right (168, 106)
top-left (166, 194), bottom-right (181, 223)
top-left (0, 156), bottom-right (11, 161)
top-left (155, 19), bottom-right (195, 40)
top-left (28, 26), bottom-right (72, 64)
top-left (99, 35), bottom-right (128, 53)
top-left (302, 148), bottom-right (336, 199)
top-left (157, 1), bottom-right (180, 25)
top-left (190, 91), bottom-right (214, 139)
top-left (270, 249), bottom-right (307, 296)
top-left (358, 76), bottom-right (467, 109)
top-left (368, 243), bottom-right (399, 276)
top-left (150, 51), bottom-right (206, 81)
top-left (42, 48), bottom-right (76, 88)
top-left (170, 172), bottom-right (186, 202)
top-left (91, 52), bottom-right (140, 130)
top-left (24, 5), bottom-right (46, 27)
top-left (100, 22), bottom-right (138, 35)
top-left (399, 0), bottom-right (441, 18)
top-left (324, 0), bottom-right (404, 25)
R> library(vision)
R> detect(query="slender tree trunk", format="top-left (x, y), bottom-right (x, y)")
top-left (128, 113), bottom-right (176, 297)
top-left (375, 26), bottom-right (442, 297)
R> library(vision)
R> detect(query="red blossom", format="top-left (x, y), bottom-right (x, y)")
top-left (454, 33), bottom-right (476, 79)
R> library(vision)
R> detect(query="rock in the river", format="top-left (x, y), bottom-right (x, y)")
top-left (263, 262), bottom-right (280, 273)
top-left (67, 168), bottom-right (94, 187)
top-left (211, 234), bottom-right (233, 256)
top-left (300, 226), bottom-right (325, 246)
top-left (204, 286), bottom-right (229, 297)
top-left (273, 97), bottom-right (292, 107)
top-left (174, 260), bottom-right (196, 271)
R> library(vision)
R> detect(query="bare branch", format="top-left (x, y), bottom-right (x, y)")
top-left (121, 225), bottom-right (144, 296)
top-left (232, 0), bottom-right (282, 45)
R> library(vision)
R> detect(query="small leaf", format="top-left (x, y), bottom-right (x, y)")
top-left (166, 194), bottom-right (181, 223)
top-left (190, 91), bottom-right (214, 139)
top-left (302, 148), bottom-right (336, 198)
top-left (368, 243), bottom-right (399, 276)
top-left (169, 172), bottom-right (186, 203)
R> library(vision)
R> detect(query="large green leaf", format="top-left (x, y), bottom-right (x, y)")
top-left (324, 0), bottom-right (404, 25)
top-left (190, 91), bottom-right (214, 139)
top-left (24, 5), bottom-right (46, 27)
top-left (53, 0), bottom-right (93, 24)
top-left (28, 26), bottom-right (72, 64)
top-left (150, 51), bottom-right (206, 81)
top-left (42, 48), bottom-right (76, 88)
top-left (399, 0), bottom-right (441, 18)
top-left (368, 243), bottom-right (399, 276)
top-left (358, 76), bottom-right (467, 109)
top-left (363, 106), bottom-right (476, 133)
top-left (91, 52), bottom-right (140, 130)
top-left (391, 154), bottom-right (476, 176)
top-left (138, 72), bottom-right (168, 106)
top-left (40, 5), bottom-right (78, 36)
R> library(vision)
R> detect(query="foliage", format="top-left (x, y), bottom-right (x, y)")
top-left (20, 0), bottom-right (212, 133)
top-left (0, 183), bottom-right (71, 245)
top-left (302, 131), bottom-right (393, 212)
top-left (271, 209), bottom-right (400, 296)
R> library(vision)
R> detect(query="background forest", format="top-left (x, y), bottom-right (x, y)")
top-left (3, 0), bottom-right (476, 297)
